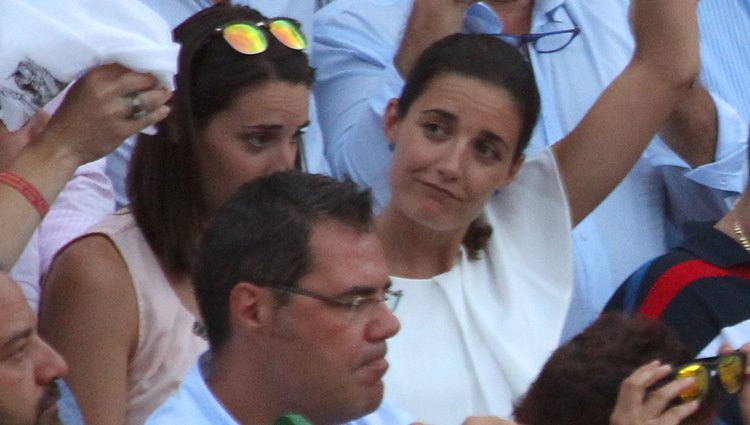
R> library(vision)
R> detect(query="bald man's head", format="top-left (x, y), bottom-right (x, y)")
top-left (0, 273), bottom-right (67, 425)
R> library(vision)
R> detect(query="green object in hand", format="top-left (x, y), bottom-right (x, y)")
top-left (274, 414), bottom-right (314, 425)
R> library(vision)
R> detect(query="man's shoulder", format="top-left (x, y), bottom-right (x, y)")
top-left (146, 361), bottom-right (237, 425)
top-left (146, 402), bottom-right (202, 425)
top-left (604, 245), bottom-right (712, 314)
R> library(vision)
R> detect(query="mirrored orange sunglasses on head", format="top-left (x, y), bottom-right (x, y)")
top-left (217, 19), bottom-right (307, 55)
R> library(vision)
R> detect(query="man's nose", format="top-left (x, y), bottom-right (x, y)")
top-left (35, 337), bottom-right (68, 385)
top-left (366, 303), bottom-right (401, 342)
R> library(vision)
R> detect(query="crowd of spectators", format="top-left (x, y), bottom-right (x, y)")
top-left (0, 0), bottom-right (748, 424)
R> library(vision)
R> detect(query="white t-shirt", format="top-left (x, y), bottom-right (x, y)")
top-left (385, 149), bottom-right (574, 424)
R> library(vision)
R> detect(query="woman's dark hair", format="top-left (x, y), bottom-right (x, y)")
top-left (398, 33), bottom-right (539, 159)
top-left (128, 5), bottom-right (314, 276)
top-left (397, 33), bottom-right (540, 260)
top-left (513, 313), bottom-right (718, 425)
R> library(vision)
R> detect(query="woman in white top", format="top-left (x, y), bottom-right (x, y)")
top-left (375, 0), bottom-right (702, 422)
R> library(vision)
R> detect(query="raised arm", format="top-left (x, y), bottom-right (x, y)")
top-left (0, 64), bottom-right (170, 270)
top-left (394, 0), bottom-right (477, 78)
top-left (659, 82), bottom-right (718, 167)
top-left (552, 0), bottom-right (701, 225)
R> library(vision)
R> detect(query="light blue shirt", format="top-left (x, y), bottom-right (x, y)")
top-left (107, 0), bottom-right (330, 208)
top-left (698, 0), bottom-right (750, 124)
top-left (311, 0), bottom-right (749, 339)
top-left (146, 353), bottom-right (412, 425)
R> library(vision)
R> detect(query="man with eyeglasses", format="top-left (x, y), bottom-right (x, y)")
top-left (146, 170), bottom-right (408, 425)
top-left (312, 0), bottom-right (747, 340)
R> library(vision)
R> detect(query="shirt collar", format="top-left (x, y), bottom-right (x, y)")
top-left (680, 222), bottom-right (750, 268)
top-left (464, 0), bottom-right (568, 33)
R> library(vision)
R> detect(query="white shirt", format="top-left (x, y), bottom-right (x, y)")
top-left (386, 149), bottom-right (573, 423)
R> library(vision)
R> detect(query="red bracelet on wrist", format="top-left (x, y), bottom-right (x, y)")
top-left (0, 172), bottom-right (50, 217)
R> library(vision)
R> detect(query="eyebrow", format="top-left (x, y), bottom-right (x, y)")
top-left (422, 109), bottom-right (510, 152)
top-left (421, 108), bottom-right (457, 123)
top-left (1, 328), bottom-right (32, 351)
top-left (240, 124), bottom-right (282, 131)
top-left (241, 121), bottom-right (311, 131)
top-left (337, 279), bottom-right (393, 298)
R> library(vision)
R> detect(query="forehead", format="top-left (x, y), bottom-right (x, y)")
top-left (411, 73), bottom-right (523, 138)
top-left (303, 220), bottom-right (388, 292)
top-left (0, 277), bottom-right (35, 347)
top-left (216, 80), bottom-right (310, 125)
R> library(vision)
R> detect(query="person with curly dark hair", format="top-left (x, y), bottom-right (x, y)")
top-left (514, 313), bottom-right (721, 425)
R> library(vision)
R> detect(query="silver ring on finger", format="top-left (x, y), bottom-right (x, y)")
top-left (128, 93), bottom-right (147, 120)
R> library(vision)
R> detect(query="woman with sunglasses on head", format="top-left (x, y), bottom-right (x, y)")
top-left (37, 6), bottom-right (312, 425)
top-left (374, 0), bottom-right (702, 422)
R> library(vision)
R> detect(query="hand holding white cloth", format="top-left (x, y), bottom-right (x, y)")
top-left (0, 0), bottom-right (178, 131)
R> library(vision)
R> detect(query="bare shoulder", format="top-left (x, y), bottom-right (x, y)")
top-left (40, 233), bottom-right (139, 425)
top-left (43, 233), bottom-right (136, 305)
top-left (39, 233), bottom-right (138, 355)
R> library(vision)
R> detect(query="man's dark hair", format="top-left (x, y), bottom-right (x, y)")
top-left (194, 170), bottom-right (374, 351)
top-left (514, 313), bottom-right (717, 425)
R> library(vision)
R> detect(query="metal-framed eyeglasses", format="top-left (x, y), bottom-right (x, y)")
top-left (262, 284), bottom-right (403, 313)
top-left (488, 4), bottom-right (580, 54)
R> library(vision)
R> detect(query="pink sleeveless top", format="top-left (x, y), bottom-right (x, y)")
top-left (88, 210), bottom-right (208, 425)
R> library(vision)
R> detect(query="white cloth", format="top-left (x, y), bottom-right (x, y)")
top-left (0, 0), bottom-right (178, 131)
top-left (11, 158), bottom-right (114, 312)
top-left (311, 0), bottom-right (748, 341)
top-left (385, 149), bottom-right (573, 424)
top-left (146, 353), bottom-right (413, 425)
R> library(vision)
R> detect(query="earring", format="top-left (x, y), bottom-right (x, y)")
top-left (387, 143), bottom-right (395, 153)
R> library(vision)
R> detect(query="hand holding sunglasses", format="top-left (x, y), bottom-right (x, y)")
top-left (713, 344), bottom-right (750, 425)
top-left (611, 361), bottom-right (701, 425)
top-left (671, 350), bottom-right (747, 404)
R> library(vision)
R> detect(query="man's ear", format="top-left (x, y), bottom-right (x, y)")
top-left (383, 98), bottom-right (402, 147)
top-left (229, 282), bottom-right (275, 333)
